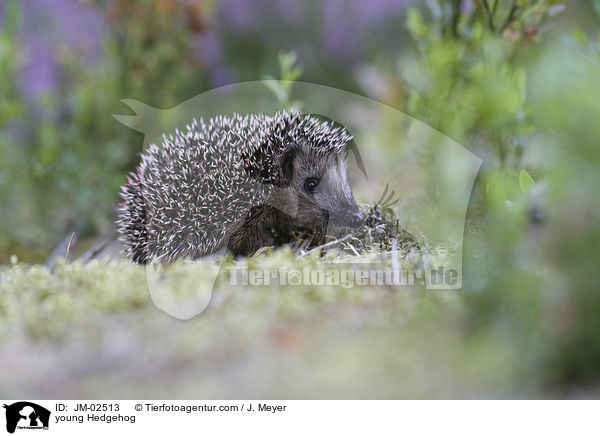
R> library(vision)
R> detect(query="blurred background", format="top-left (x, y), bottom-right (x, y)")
top-left (2, 0), bottom-right (600, 397)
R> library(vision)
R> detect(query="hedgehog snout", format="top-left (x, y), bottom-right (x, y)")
top-left (346, 209), bottom-right (364, 227)
top-left (328, 199), bottom-right (364, 228)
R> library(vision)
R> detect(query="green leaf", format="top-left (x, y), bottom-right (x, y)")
top-left (261, 77), bottom-right (288, 105)
top-left (572, 28), bottom-right (588, 45)
top-left (594, 0), bottom-right (600, 17)
top-left (2, 0), bottom-right (22, 37)
top-left (406, 8), bottom-right (429, 39)
top-left (519, 170), bottom-right (535, 193)
top-left (278, 52), bottom-right (297, 76)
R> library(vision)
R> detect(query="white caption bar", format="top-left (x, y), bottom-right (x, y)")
top-left (1, 400), bottom-right (598, 435)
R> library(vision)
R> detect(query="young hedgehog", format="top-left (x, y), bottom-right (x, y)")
top-left (116, 109), bottom-right (364, 263)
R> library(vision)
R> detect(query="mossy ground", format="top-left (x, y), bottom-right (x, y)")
top-left (0, 249), bottom-right (536, 399)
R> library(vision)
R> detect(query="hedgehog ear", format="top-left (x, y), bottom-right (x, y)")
top-left (243, 143), bottom-right (296, 187)
top-left (279, 144), bottom-right (296, 186)
top-left (345, 140), bottom-right (368, 178)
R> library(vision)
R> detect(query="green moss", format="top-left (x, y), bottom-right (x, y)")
top-left (0, 251), bottom-right (528, 398)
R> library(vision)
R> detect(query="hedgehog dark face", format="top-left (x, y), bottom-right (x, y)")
top-left (280, 143), bottom-right (364, 230)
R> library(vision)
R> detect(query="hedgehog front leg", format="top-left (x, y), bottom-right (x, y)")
top-left (227, 205), bottom-right (296, 256)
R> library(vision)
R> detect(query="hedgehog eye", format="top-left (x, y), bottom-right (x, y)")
top-left (303, 178), bottom-right (319, 194)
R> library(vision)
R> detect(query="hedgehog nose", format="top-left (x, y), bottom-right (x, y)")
top-left (348, 210), bottom-right (364, 227)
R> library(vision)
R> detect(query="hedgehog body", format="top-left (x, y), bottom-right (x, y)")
top-left (116, 110), bottom-right (363, 263)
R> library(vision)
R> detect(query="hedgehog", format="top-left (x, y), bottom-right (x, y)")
top-left (116, 109), bottom-right (364, 263)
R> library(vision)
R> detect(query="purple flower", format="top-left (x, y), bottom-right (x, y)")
top-left (17, 0), bottom-right (106, 102)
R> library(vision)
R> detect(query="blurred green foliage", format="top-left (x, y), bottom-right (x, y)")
top-left (400, 0), bottom-right (600, 388)
top-left (1, 0), bottom-right (213, 260)
top-left (404, 0), bottom-right (562, 167)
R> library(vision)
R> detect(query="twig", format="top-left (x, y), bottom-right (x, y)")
top-left (300, 234), bottom-right (351, 257)
top-left (65, 232), bottom-right (76, 263)
top-left (500, 1), bottom-right (520, 33)
top-left (391, 239), bottom-right (400, 274)
top-left (254, 245), bottom-right (276, 256)
top-left (389, 239), bottom-right (401, 291)
top-left (347, 242), bottom-right (360, 257)
top-left (482, 0), bottom-right (496, 32)
top-left (451, 0), bottom-right (461, 38)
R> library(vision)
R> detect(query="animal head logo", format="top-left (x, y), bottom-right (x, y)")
top-left (3, 402), bottom-right (50, 434)
top-left (114, 81), bottom-right (481, 319)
